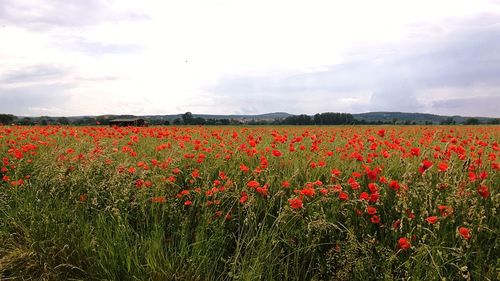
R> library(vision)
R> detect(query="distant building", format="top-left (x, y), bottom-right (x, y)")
top-left (109, 118), bottom-right (147, 127)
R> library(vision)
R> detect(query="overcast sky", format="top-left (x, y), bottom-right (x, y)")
top-left (1, 0), bottom-right (500, 117)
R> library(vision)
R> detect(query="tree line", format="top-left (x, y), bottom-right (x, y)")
top-left (0, 113), bottom-right (498, 126)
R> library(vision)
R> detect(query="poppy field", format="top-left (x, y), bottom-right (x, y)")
top-left (0, 125), bottom-right (498, 280)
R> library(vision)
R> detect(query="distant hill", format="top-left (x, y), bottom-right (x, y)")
top-left (351, 112), bottom-right (496, 124)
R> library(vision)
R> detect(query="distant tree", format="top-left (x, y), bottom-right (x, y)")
top-left (312, 112), bottom-right (355, 125)
top-left (164, 120), bottom-right (170, 125)
top-left (313, 113), bottom-right (322, 125)
top-left (464, 118), bottom-right (480, 125)
top-left (487, 118), bottom-right (499, 125)
top-left (182, 112), bottom-right (193, 124)
top-left (440, 117), bottom-right (456, 125)
top-left (19, 117), bottom-right (33, 126)
top-left (57, 117), bottom-right (70, 125)
top-left (95, 116), bottom-right (110, 125)
top-left (0, 114), bottom-right (16, 125)
top-left (192, 117), bottom-right (206, 125)
top-left (424, 121), bottom-right (433, 125)
top-left (173, 118), bottom-right (182, 125)
top-left (283, 114), bottom-right (313, 125)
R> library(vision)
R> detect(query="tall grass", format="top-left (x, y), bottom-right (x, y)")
top-left (0, 125), bottom-right (498, 280)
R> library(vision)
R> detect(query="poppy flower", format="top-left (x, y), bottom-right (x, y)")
top-left (425, 216), bottom-right (438, 224)
top-left (359, 192), bottom-right (369, 200)
top-left (477, 185), bottom-right (489, 199)
top-left (239, 192), bottom-right (248, 204)
top-left (389, 180), bottom-right (400, 191)
top-left (79, 194), bottom-right (88, 202)
top-left (151, 196), bottom-right (166, 203)
top-left (366, 206), bottom-right (377, 215)
top-left (370, 215), bottom-right (380, 224)
top-left (288, 197), bottom-right (303, 209)
top-left (438, 162), bottom-right (448, 172)
top-left (458, 227), bottom-right (471, 240)
top-left (300, 188), bottom-right (315, 197)
top-left (398, 237), bottom-right (411, 250)
top-left (247, 180), bottom-right (260, 188)
top-left (393, 219), bottom-right (401, 230)
top-left (338, 191), bottom-right (349, 201)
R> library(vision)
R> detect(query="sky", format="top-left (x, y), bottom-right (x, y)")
top-left (1, 0), bottom-right (500, 117)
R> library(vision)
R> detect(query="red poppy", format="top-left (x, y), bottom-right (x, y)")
top-left (370, 215), bottom-right (380, 224)
top-left (151, 196), bottom-right (166, 203)
top-left (79, 194), bottom-right (88, 202)
top-left (359, 192), bottom-right (369, 200)
top-left (398, 237), bottom-right (411, 250)
top-left (425, 216), bottom-right (438, 224)
top-left (458, 227), bottom-right (471, 240)
top-left (288, 197), bottom-right (303, 209)
top-left (438, 162), bottom-right (448, 172)
top-left (393, 219), bottom-right (401, 230)
top-left (366, 206), bottom-right (377, 215)
top-left (300, 187), bottom-right (315, 197)
top-left (477, 185), bottom-right (489, 199)
top-left (247, 180), bottom-right (260, 188)
top-left (389, 180), bottom-right (400, 191)
top-left (338, 191), bottom-right (349, 201)
top-left (239, 192), bottom-right (248, 204)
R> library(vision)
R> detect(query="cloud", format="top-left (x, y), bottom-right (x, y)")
top-left (0, 0), bottom-right (148, 31)
top-left (0, 64), bottom-right (69, 84)
top-left (56, 36), bottom-right (144, 56)
top-left (0, 83), bottom-right (75, 115)
top-left (431, 96), bottom-right (500, 116)
top-left (210, 15), bottom-right (500, 116)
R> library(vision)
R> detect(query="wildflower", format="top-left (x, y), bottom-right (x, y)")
top-left (300, 187), bottom-right (315, 197)
top-left (425, 216), bottom-right (438, 224)
top-left (366, 206), bottom-right (377, 215)
top-left (370, 215), bottom-right (380, 224)
top-left (419, 159), bottom-right (433, 174)
top-left (438, 162), bottom-right (448, 172)
top-left (398, 237), bottom-right (411, 250)
top-left (288, 197), bottom-right (303, 209)
top-left (389, 180), bottom-right (400, 191)
top-left (184, 200), bottom-right (193, 206)
top-left (393, 219), bottom-right (401, 230)
top-left (338, 191), bottom-right (349, 201)
top-left (477, 185), bottom-right (489, 199)
top-left (151, 196), bottom-right (166, 203)
top-left (79, 194), bottom-right (88, 202)
top-left (359, 192), bottom-right (369, 200)
top-left (458, 227), bottom-right (471, 240)
top-left (247, 180), bottom-right (260, 188)
top-left (239, 192), bottom-right (248, 204)
top-left (239, 164), bottom-right (249, 173)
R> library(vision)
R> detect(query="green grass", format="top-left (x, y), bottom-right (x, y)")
top-left (0, 125), bottom-right (499, 280)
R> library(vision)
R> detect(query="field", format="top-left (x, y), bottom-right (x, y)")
top-left (0, 125), bottom-right (498, 280)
